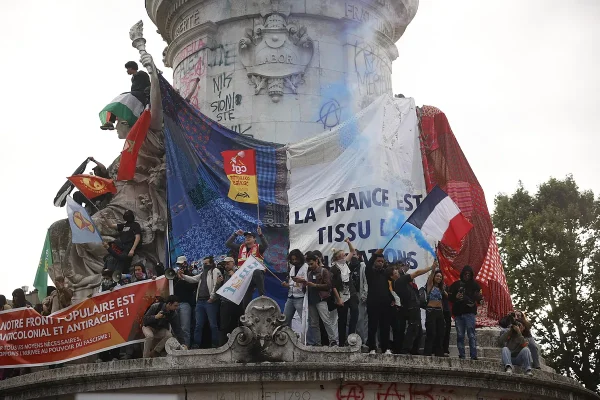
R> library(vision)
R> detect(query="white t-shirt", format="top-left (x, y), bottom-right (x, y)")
top-left (288, 263), bottom-right (308, 298)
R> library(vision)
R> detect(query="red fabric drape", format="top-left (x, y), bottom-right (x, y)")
top-left (419, 106), bottom-right (513, 326)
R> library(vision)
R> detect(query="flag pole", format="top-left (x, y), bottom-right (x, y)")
top-left (75, 192), bottom-right (101, 214)
top-left (382, 220), bottom-right (409, 251)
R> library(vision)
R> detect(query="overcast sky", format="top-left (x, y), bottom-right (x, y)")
top-left (0, 0), bottom-right (598, 298)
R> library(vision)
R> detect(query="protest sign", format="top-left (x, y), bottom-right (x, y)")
top-left (217, 256), bottom-right (265, 305)
top-left (0, 277), bottom-right (168, 367)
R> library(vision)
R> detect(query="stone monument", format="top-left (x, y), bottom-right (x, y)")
top-left (148, 0), bottom-right (418, 143)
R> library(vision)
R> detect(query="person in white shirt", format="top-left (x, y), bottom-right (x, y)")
top-left (282, 249), bottom-right (308, 337)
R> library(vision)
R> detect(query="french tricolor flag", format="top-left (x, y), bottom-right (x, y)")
top-left (406, 186), bottom-right (473, 251)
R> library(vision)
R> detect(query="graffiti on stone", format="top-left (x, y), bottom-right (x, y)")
top-left (353, 41), bottom-right (392, 97)
top-left (210, 92), bottom-right (242, 122)
top-left (317, 99), bottom-right (343, 129)
top-left (230, 124), bottom-right (252, 135)
top-left (213, 72), bottom-right (234, 98)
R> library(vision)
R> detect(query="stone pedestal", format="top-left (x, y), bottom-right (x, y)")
top-left (147, 0), bottom-right (418, 143)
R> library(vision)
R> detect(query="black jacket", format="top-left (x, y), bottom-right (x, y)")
top-left (365, 254), bottom-right (393, 305)
top-left (448, 265), bottom-right (482, 316)
top-left (131, 70), bottom-right (150, 93)
top-left (143, 302), bottom-right (178, 331)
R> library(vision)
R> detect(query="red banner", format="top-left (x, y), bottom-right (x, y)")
top-left (0, 278), bottom-right (168, 367)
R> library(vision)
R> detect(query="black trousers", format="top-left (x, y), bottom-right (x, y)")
top-left (424, 307), bottom-right (446, 356)
top-left (443, 309), bottom-right (452, 354)
top-left (401, 307), bottom-right (422, 354)
top-left (390, 307), bottom-right (406, 353)
top-left (367, 301), bottom-right (392, 352)
top-left (338, 296), bottom-right (359, 346)
top-left (242, 270), bottom-right (266, 311)
top-left (219, 301), bottom-right (242, 346)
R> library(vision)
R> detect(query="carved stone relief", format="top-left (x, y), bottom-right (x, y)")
top-left (239, 0), bottom-right (314, 102)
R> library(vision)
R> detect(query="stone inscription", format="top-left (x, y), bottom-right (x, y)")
top-left (174, 9), bottom-right (200, 38)
top-left (344, 3), bottom-right (393, 38)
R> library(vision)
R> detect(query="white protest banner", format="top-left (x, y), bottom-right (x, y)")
top-left (216, 255), bottom-right (265, 305)
top-left (287, 95), bottom-right (436, 285)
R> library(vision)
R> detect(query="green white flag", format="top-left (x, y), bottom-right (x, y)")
top-left (34, 230), bottom-right (53, 301)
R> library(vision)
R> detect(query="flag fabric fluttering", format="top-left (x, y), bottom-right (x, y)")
top-left (53, 158), bottom-right (90, 207)
top-left (34, 230), bottom-right (53, 301)
top-left (117, 108), bottom-right (152, 181)
top-left (65, 196), bottom-right (103, 244)
top-left (406, 185), bottom-right (473, 251)
top-left (221, 149), bottom-right (259, 204)
top-left (99, 93), bottom-right (144, 127)
top-left (67, 174), bottom-right (117, 200)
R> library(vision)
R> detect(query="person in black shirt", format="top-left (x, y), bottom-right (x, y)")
top-left (365, 250), bottom-right (392, 354)
top-left (394, 261), bottom-right (433, 354)
top-left (125, 61), bottom-right (151, 104)
top-left (108, 210), bottom-right (142, 257)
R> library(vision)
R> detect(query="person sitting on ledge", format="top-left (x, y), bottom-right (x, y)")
top-left (498, 320), bottom-right (534, 376)
top-left (499, 310), bottom-right (540, 369)
top-left (142, 295), bottom-right (181, 358)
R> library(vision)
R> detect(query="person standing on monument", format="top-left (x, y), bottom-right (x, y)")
top-left (448, 265), bottom-right (483, 360)
top-left (282, 249), bottom-right (308, 332)
top-left (296, 253), bottom-right (338, 346)
top-left (348, 250), bottom-right (368, 344)
top-left (330, 238), bottom-right (359, 346)
top-left (177, 256), bottom-right (222, 348)
top-left (423, 268), bottom-right (447, 357)
top-left (394, 261), bottom-right (433, 355)
top-left (225, 228), bottom-right (268, 308)
top-left (217, 257), bottom-right (242, 346)
top-left (172, 255), bottom-right (196, 349)
top-left (126, 61), bottom-right (151, 102)
top-left (365, 250), bottom-right (392, 354)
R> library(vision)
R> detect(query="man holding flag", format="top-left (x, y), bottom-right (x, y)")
top-left (225, 228), bottom-right (268, 309)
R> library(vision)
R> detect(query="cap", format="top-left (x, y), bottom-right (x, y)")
top-left (243, 231), bottom-right (256, 237)
top-left (176, 256), bottom-right (187, 264)
top-left (223, 256), bottom-right (235, 263)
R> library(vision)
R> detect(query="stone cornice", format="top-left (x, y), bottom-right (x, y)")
top-left (1, 357), bottom-right (597, 400)
top-left (147, 0), bottom-right (419, 44)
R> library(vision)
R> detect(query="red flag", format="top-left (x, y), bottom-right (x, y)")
top-left (67, 174), bottom-right (117, 200)
top-left (117, 109), bottom-right (151, 181)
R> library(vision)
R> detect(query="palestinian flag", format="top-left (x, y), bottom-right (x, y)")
top-left (99, 93), bottom-right (144, 127)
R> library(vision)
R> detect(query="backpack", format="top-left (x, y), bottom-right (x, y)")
top-left (418, 287), bottom-right (428, 309)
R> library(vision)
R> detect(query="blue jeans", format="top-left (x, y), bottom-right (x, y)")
top-left (194, 300), bottom-right (219, 348)
top-left (502, 347), bottom-right (532, 371)
top-left (455, 313), bottom-right (477, 359)
top-left (528, 336), bottom-right (541, 368)
top-left (177, 302), bottom-right (193, 348)
top-left (283, 297), bottom-right (304, 327)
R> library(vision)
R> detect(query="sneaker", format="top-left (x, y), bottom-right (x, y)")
top-left (119, 354), bottom-right (132, 360)
top-left (444, 352), bottom-right (450, 357)
top-left (329, 341), bottom-right (338, 347)
top-left (505, 366), bottom-right (513, 375)
top-left (384, 350), bottom-right (393, 355)
top-left (369, 350), bottom-right (376, 355)
top-left (100, 122), bottom-right (114, 130)
top-left (471, 357), bottom-right (478, 360)
top-left (525, 369), bottom-right (533, 376)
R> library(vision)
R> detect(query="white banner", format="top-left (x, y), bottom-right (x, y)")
top-left (216, 256), bottom-right (265, 305)
top-left (287, 95), bottom-right (436, 284)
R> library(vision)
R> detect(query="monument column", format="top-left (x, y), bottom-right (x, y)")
top-left (147, 0), bottom-right (418, 143)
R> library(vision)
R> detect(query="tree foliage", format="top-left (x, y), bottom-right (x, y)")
top-left (493, 175), bottom-right (600, 393)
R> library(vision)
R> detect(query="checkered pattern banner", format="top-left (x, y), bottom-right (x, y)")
top-left (419, 105), bottom-right (513, 326)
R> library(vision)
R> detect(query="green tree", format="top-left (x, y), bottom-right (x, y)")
top-left (493, 176), bottom-right (600, 393)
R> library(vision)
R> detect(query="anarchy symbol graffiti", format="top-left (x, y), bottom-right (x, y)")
top-left (317, 99), bottom-right (343, 129)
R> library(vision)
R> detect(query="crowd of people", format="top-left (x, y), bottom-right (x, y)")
top-left (0, 212), bottom-right (540, 377)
